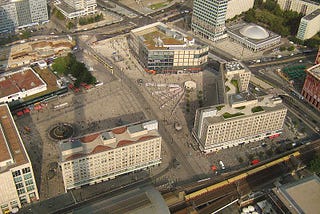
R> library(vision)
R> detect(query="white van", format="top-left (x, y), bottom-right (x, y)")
top-left (219, 160), bottom-right (225, 170)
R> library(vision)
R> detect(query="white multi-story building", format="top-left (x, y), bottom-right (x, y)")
top-left (276, 0), bottom-right (320, 15)
top-left (129, 22), bottom-right (208, 74)
top-left (296, 9), bottom-right (320, 40)
top-left (227, 23), bottom-right (281, 52)
top-left (59, 120), bottom-right (162, 191)
top-left (193, 95), bottom-right (287, 153)
top-left (226, 0), bottom-right (254, 20)
top-left (0, 104), bottom-right (39, 214)
top-left (191, 0), bottom-right (228, 41)
top-left (0, 0), bottom-right (48, 33)
top-left (224, 61), bottom-right (251, 92)
top-left (54, 0), bottom-right (97, 19)
top-left (0, 67), bottom-right (47, 104)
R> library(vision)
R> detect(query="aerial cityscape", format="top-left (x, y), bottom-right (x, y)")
top-left (0, 0), bottom-right (320, 213)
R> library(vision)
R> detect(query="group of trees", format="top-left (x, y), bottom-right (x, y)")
top-left (0, 30), bottom-right (31, 46)
top-left (52, 53), bottom-right (96, 87)
top-left (79, 13), bottom-right (104, 26)
top-left (310, 155), bottom-right (320, 175)
top-left (53, 8), bottom-right (65, 20)
top-left (244, 0), bottom-right (302, 37)
top-left (280, 45), bottom-right (295, 52)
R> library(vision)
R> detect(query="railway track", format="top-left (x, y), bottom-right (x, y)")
top-left (171, 151), bottom-right (299, 213)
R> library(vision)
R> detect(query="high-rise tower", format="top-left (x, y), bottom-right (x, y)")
top-left (191, 0), bottom-right (228, 41)
top-left (0, 0), bottom-right (48, 32)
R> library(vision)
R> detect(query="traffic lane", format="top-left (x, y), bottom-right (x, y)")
top-left (282, 98), bottom-right (319, 134)
top-left (281, 94), bottom-right (320, 124)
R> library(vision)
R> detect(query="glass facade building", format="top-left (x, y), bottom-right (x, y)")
top-left (0, 0), bottom-right (48, 32)
top-left (191, 0), bottom-right (228, 41)
top-left (129, 22), bottom-right (208, 74)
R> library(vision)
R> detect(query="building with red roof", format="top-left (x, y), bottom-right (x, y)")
top-left (0, 67), bottom-right (47, 104)
top-left (59, 120), bottom-right (162, 191)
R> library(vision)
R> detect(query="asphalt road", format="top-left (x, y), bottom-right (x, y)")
top-left (242, 59), bottom-right (320, 135)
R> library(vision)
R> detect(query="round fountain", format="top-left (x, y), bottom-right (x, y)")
top-left (49, 123), bottom-right (74, 141)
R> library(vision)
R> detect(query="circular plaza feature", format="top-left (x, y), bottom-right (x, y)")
top-left (239, 25), bottom-right (269, 40)
top-left (49, 123), bottom-right (74, 141)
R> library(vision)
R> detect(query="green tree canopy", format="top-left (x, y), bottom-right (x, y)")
top-left (52, 53), bottom-right (96, 85)
top-left (310, 154), bottom-right (320, 175)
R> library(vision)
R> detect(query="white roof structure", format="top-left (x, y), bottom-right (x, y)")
top-left (239, 24), bottom-right (270, 40)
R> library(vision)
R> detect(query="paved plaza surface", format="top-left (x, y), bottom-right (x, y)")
top-left (118, 0), bottom-right (178, 15)
top-left (14, 32), bottom-right (304, 204)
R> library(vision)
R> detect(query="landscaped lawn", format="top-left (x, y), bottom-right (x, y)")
top-left (223, 112), bottom-right (244, 119)
top-left (231, 79), bottom-right (239, 93)
top-left (150, 2), bottom-right (168, 10)
top-left (251, 106), bottom-right (264, 113)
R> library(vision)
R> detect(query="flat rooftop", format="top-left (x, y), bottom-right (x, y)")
top-left (199, 94), bottom-right (286, 123)
top-left (227, 23), bottom-right (281, 45)
top-left (279, 175), bottom-right (320, 214)
top-left (225, 61), bottom-right (244, 72)
top-left (307, 63), bottom-right (320, 80)
top-left (131, 22), bottom-right (204, 50)
top-left (303, 8), bottom-right (320, 20)
top-left (0, 67), bottom-right (46, 99)
top-left (0, 104), bottom-right (28, 172)
top-left (60, 121), bottom-right (160, 162)
top-left (54, 1), bottom-right (77, 14)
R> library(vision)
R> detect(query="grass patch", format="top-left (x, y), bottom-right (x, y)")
top-left (23, 88), bottom-right (58, 101)
top-left (223, 112), bottom-right (245, 119)
top-left (251, 106), bottom-right (264, 113)
top-left (150, 2), bottom-right (168, 10)
top-left (216, 105), bottom-right (225, 111)
top-left (79, 13), bottom-right (104, 26)
top-left (225, 85), bottom-right (230, 92)
top-left (53, 8), bottom-right (65, 20)
top-left (235, 106), bottom-right (245, 110)
top-left (52, 53), bottom-right (96, 87)
top-left (231, 79), bottom-right (239, 93)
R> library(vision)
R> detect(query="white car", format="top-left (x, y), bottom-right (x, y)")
top-left (219, 160), bottom-right (225, 170)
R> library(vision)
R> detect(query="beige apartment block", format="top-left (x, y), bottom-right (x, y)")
top-left (226, 0), bottom-right (254, 20)
top-left (276, 0), bottom-right (320, 15)
top-left (193, 95), bottom-right (287, 153)
top-left (59, 120), bottom-right (162, 191)
top-left (0, 104), bottom-right (39, 214)
top-left (224, 61), bottom-right (251, 93)
top-left (129, 22), bottom-right (208, 74)
top-left (296, 9), bottom-right (320, 40)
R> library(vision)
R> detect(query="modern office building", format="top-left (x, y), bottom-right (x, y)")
top-left (59, 120), bottom-right (162, 191)
top-left (193, 94), bottom-right (287, 153)
top-left (191, 0), bottom-right (228, 41)
top-left (0, 104), bottom-right (39, 213)
top-left (129, 22), bottom-right (208, 74)
top-left (228, 23), bottom-right (281, 52)
top-left (0, 67), bottom-right (47, 104)
top-left (224, 61), bottom-right (251, 92)
top-left (276, 0), bottom-right (320, 15)
top-left (296, 9), bottom-right (320, 40)
top-left (226, 0), bottom-right (254, 20)
top-left (301, 64), bottom-right (320, 110)
top-left (0, 0), bottom-right (48, 32)
top-left (54, 0), bottom-right (97, 19)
